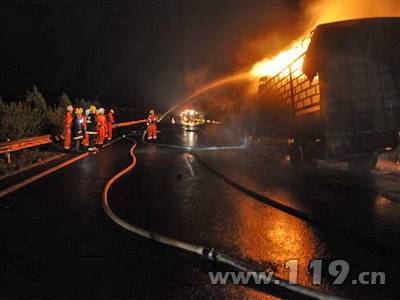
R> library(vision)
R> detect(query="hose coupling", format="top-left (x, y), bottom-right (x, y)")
top-left (202, 247), bottom-right (217, 261)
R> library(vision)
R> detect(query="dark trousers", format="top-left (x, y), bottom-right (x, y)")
top-left (88, 133), bottom-right (97, 150)
top-left (72, 138), bottom-right (82, 153)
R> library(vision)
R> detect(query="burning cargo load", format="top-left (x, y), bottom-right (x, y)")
top-left (258, 17), bottom-right (400, 170)
top-left (303, 17), bottom-right (400, 156)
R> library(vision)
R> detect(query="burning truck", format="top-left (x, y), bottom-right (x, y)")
top-left (256, 17), bottom-right (400, 171)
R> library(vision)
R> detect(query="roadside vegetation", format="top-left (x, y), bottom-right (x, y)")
top-left (0, 86), bottom-right (144, 177)
top-left (0, 87), bottom-right (70, 141)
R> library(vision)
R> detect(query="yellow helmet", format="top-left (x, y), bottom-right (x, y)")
top-left (90, 105), bottom-right (96, 112)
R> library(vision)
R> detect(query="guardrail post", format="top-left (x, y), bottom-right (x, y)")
top-left (5, 152), bottom-right (11, 164)
top-left (5, 139), bottom-right (11, 164)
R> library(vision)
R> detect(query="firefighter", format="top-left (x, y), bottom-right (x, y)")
top-left (86, 105), bottom-right (98, 152)
top-left (71, 108), bottom-right (84, 153)
top-left (147, 109), bottom-right (159, 140)
top-left (63, 105), bottom-right (74, 150)
top-left (82, 109), bottom-right (89, 148)
top-left (96, 108), bottom-right (108, 145)
top-left (106, 109), bottom-right (115, 142)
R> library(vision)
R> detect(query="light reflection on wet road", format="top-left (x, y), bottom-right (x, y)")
top-left (109, 126), bottom-right (400, 299)
top-left (0, 125), bottom-right (399, 299)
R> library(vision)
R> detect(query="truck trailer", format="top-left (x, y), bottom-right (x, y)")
top-left (257, 18), bottom-right (400, 171)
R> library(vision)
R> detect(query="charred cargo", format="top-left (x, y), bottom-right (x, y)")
top-left (257, 18), bottom-right (400, 171)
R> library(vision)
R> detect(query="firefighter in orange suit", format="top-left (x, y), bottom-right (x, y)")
top-left (147, 109), bottom-right (159, 140)
top-left (96, 108), bottom-right (108, 145)
top-left (63, 105), bottom-right (73, 150)
top-left (106, 109), bottom-right (115, 142)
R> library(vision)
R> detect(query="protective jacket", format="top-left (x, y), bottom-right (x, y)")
top-left (71, 115), bottom-right (84, 140)
top-left (106, 112), bottom-right (115, 140)
top-left (86, 113), bottom-right (98, 134)
top-left (147, 115), bottom-right (158, 140)
top-left (96, 114), bottom-right (108, 145)
top-left (82, 115), bottom-right (89, 146)
top-left (147, 115), bottom-right (158, 125)
top-left (63, 111), bottom-right (73, 149)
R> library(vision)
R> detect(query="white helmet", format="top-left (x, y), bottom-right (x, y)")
top-left (99, 108), bottom-right (105, 114)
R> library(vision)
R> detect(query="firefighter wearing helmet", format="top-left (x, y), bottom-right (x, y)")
top-left (96, 108), bottom-right (108, 145)
top-left (71, 108), bottom-right (84, 153)
top-left (63, 105), bottom-right (74, 150)
top-left (106, 109), bottom-right (115, 142)
top-left (82, 109), bottom-right (90, 148)
top-left (86, 105), bottom-right (98, 152)
top-left (147, 109), bottom-right (159, 140)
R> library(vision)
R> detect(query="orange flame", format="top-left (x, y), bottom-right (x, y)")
top-left (250, 38), bottom-right (310, 77)
top-left (249, 0), bottom-right (400, 78)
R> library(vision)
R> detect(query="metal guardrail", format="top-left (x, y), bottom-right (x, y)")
top-left (0, 135), bottom-right (53, 155)
top-left (0, 119), bottom-right (148, 162)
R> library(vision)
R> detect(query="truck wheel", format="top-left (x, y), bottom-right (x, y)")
top-left (348, 154), bottom-right (378, 173)
top-left (289, 142), bottom-right (315, 169)
top-left (289, 143), bottom-right (301, 168)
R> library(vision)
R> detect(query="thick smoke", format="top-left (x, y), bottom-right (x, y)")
top-left (302, 0), bottom-right (400, 30)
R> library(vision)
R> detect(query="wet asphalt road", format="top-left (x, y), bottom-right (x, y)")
top-left (0, 125), bottom-right (399, 299)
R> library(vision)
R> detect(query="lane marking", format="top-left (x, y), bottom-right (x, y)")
top-left (156, 143), bottom-right (246, 151)
top-left (184, 153), bottom-right (195, 177)
top-left (0, 135), bottom-right (126, 198)
top-left (0, 153), bottom-right (66, 181)
top-left (0, 152), bottom-right (88, 198)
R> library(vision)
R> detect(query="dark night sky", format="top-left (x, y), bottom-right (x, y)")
top-left (0, 0), bottom-right (301, 110)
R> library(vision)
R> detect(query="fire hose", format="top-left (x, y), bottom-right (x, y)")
top-left (102, 138), bottom-right (343, 300)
